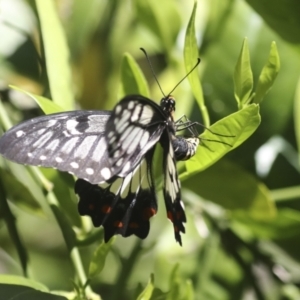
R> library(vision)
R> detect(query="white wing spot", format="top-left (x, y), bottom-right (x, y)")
top-left (86, 168), bottom-right (94, 175)
top-left (116, 158), bottom-right (124, 167)
top-left (37, 128), bottom-right (46, 135)
top-left (70, 162), bottom-right (79, 168)
top-left (55, 157), bottom-right (63, 163)
top-left (128, 101), bottom-right (135, 110)
top-left (16, 130), bottom-right (25, 137)
top-left (33, 131), bottom-right (53, 148)
top-left (139, 105), bottom-right (154, 124)
top-left (61, 137), bottom-right (79, 154)
top-left (114, 117), bottom-right (120, 125)
top-left (101, 167), bottom-right (111, 179)
top-left (113, 150), bottom-right (121, 158)
top-left (74, 136), bottom-right (97, 159)
top-left (92, 137), bottom-right (107, 162)
top-left (46, 120), bottom-right (57, 127)
top-left (140, 131), bottom-right (150, 148)
top-left (46, 139), bottom-right (60, 151)
top-left (66, 119), bottom-right (81, 134)
top-left (62, 130), bottom-right (71, 137)
top-left (27, 153), bottom-right (33, 157)
top-left (121, 161), bottom-right (131, 174)
top-left (126, 128), bottom-right (142, 153)
top-left (115, 105), bottom-right (122, 114)
top-left (131, 104), bottom-right (142, 122)
top-left (40, 155), bottom-right (47, 160)
top-left (116, 110), bottom-right (130, 131)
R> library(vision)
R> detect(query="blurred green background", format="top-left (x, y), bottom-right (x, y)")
top-left (0, 0), bottom-right (300, 299)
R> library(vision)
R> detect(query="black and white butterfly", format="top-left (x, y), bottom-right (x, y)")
top-left (0, 94), bottom-right (202, 245)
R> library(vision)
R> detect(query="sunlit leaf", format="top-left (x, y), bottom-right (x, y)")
top-left (184, 1), bottom-right (209, 126)
top-left (0, 275), bottom-right (48, 291)
top-left (35, 0), bottom-right (74, 110)
top-left (183, 104), bottom-right (260, 176)
top-left (88, 238), bottom-right (115, 278)
top-left (9, 86), bottom-right (64, 114)
top-left (136, 274), bottom-right (155, 300)
top-left (233, 38), bottom-right (253, 109)
top-left (253, 41), bottom-right (280, 104)
top-left (120, 53), bottom-right (150, 98)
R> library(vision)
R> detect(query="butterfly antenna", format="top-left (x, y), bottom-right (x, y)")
top-left (140, 47), bottom-right (166, 97)
top-left (167, 58), bottom-right (201, 96)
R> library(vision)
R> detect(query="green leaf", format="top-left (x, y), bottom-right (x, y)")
top-left (253, 41), bottom-right (280, 104)
top-left (233, 38), bottom-right (253, 109)
top-left (120, 53), bottom-right (150, 98)
top-left (35, 0), bottom-right (74, 110)
top-left (136, 274), bottom-right (155, 300)
top-left (9, 86), bottom-right (65, 114)
top-left (0, 283), bottom-right (67, 300)
top-left (183, 159), bottom-right (276, 219)
top-left (184, 1), bottom-right (209, 127)
top-left (183, 104), bottom-right (260, 176)
top-left (88, 238), bottom-right (115, 278)
top-left (0, 275), bottom-right (48, 291)
top-left (166, 264), bottom-right (180, 300)
top-left (182, 280), bottom-right (194, 300)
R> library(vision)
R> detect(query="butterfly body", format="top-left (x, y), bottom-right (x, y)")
top-left (0, 94), bottom-right (199, 245)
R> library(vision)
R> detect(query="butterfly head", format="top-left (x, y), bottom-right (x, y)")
top-left (160, 95), bottom-right (176, 118)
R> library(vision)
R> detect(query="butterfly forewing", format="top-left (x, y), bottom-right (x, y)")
top-left (105, 95), bottom-right (167, 178)
top-left (76, 148), bottom-right (157, 241)
top-left (0, 110), bottom-right (112, 184)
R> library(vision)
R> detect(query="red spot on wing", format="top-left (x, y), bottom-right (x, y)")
top-left (167, 211), bottom-right (173, 221)
top-left (143, 207), bottom-right (157, 220)
top-left (101, 205), bottom-right (112, 214)
top-left (113, 221), bottom-right (123, 228)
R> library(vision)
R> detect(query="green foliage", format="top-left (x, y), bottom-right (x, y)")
top-left (1, 0), bottom-right (300, 299)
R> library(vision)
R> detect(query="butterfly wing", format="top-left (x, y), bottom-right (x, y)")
top-left (161, 131), bottom-right (186, 245)
top-left (0, 110), bottom-right (112, 184)
top-left (105, 95), bottom-right (167, 178)
top-left (76, 148), bottom-right (157, 241)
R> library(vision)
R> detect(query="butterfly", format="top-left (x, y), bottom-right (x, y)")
top-left (0, 93), bottom-right (202, 245)
top-left (0, 46), bottom-right (216, 245)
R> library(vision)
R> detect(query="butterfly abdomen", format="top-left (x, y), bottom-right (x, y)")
top-left (172, 136), bottom-right (199, 161)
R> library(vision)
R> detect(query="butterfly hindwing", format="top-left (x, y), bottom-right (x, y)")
top-left (161, 131), bottom-right (186, 245)
top-left (76, 148), bottom-right (157, 241)
top-left (105, 95), bottom-right (167, 177)
top-left (0, 111), bottom-right (113, 184)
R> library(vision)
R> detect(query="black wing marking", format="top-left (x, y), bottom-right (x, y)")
top-left (76, 148), bottom-right (157, 241)
top-left (105, 95), bottom-right (167, 178)
top-left (0, 110), bottom-right (112, 184)
top-left (161, 132), bottom-right (186, 245)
